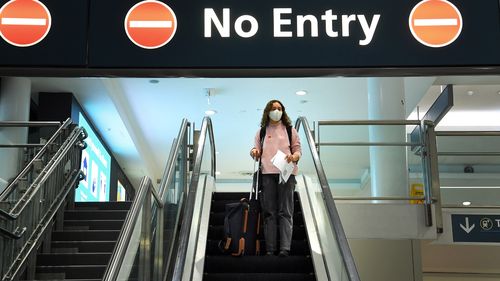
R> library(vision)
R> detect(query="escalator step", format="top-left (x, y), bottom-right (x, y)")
top-left (203, 273), bottom-right (316, 281)
top-left (205, 239), bottom-right (310, 256)
top-left (212, 193), bottom-right (299, 201)
top-left (204, 256), bottom-right (313, 273)
top-left (210, 199), bottom-right (302, 213)
top-left (207, 224), bottom-right (307, 240)
top-left (209, 212), bottom-right (303, 226)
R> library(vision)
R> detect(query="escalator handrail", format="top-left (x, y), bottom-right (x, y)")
top-left (102, 176), bottom-right (152, 280)
top-left (158, 118), bottom-right (189, 201)
top-left (0, 118), bottom-right (75, 201)
top-left (170, 116), bottom-right (216, 281)
top-left (103, 118), bottom-right (190, 281)
top-left (295, 116), bottom-right (361, 281)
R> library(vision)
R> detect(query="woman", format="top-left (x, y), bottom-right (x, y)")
top-left (250, 99), bottom-right (301, 257)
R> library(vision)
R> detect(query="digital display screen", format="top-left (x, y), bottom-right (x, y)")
top-left (117, 180), bottom-right (126, 202)
top-left (76, 112), bottom-right (111, 202)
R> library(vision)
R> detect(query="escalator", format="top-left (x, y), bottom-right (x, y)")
top-left (165, 116), bottom-right (360, 281)
top-left (203, 192), bottom-right (315, 281)
top-left (55, 115), bottom-right (358, 281)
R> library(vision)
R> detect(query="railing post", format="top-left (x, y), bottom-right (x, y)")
top-left (139, 185), bottom-right (152, 281)
top-left (424, 122), bottom-right (444, 233)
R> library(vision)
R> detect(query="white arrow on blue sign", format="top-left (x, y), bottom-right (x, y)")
top-left (452, 214), bottom-right (500, 243)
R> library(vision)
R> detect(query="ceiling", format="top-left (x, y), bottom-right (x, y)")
top-left (28, 75), bottom-right (500, 191)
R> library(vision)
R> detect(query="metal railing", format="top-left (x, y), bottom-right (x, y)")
top-left (0, 121), bottom-right (86, 281)
top-left (314, 119), bottom-right (441, 228)
top-left (103, 116), bottom-right (215, 281)
top-left (0, 119), bottom-right (70, 202)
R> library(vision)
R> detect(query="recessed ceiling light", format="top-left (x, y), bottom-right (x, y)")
top-left (462, 201), bottom-right (471, 206)
top-left (296, 90), bottom-right (308, 96)
top-left (149, 79), bottom-right (159, 84)
top-left (497, 91), bottom-right (500, 95)
top-left (467, 90), bottom-right (474, 96)
top-left (205, 109), bottom-right (217, 116)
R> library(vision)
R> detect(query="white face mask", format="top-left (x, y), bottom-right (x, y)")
top-left (269, 109), bottom-right (283, 122)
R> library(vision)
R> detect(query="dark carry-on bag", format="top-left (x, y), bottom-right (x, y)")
top-left (219, 161), bottom-right (262, 256)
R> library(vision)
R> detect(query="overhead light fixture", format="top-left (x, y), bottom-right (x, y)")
top-left (204, 88), bottom-right (217, 116)
top-left (467, 90), bottom-right (474, 96)
top-left (205, 109), bottom-right (217, 116)
top-left (462, 201), bottom-right (471, 206)
top-left (296, 90), bottom-right (308, 96)
top-left (497, 90), bottom-right (500, 95)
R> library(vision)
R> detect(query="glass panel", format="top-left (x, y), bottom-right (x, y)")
top-left (161, 135), bottom-right (188, 276)
top-left (200, 127), bottom-right (214, 177)
top-left (317, 123), bottom-right (425, 199)
top-left (113, 134), bottom-right (189, 280)
top-left (296, 121), bottom-right (350, 281)
top-left (436, 134), bottom-right (500, 207)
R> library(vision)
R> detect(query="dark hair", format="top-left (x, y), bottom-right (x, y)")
top-left (260, 99), bottom-right (292, 128)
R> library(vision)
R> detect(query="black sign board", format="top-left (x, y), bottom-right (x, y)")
top-left (0, 0), bottom-right (89, 67)
top-left (87, 0), bottom-right (500, 68)
top-left (0, 0), bottom-right (499, 72)
top-left (452, 214), bottom-right (500, 243)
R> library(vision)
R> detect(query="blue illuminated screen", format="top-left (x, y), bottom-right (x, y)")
top-left (76, 112), bottom-right (111, 202)
top-left (117, 180), bottom-right (126, 202)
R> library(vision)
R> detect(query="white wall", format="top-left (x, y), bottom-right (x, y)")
top-left (421, 240), bottom-right (500, 280)
top-left (0, 77), bottom-right (31, 192)
top-left (424, 274), bottom-right (500, 281)
top-left (349, 239), bottom-right (422, 281)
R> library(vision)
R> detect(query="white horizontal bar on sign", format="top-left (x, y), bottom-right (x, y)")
top-left (414, 18), bottom-right (458, 26)
top-left (1, 18), bottom-right (47, 26)
top-left (129, 20), bottom-right (172, 28)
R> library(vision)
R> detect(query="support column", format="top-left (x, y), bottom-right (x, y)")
top-left (0, 77), bottom-right (31, 192)
top-left (367, 77), bottom-right (408, 197)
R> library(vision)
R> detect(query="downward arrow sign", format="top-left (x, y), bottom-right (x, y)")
top-left (460, 217), bottom-right (475, 234)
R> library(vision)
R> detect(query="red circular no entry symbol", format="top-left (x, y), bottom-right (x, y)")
top-left (409, 0), bottom-right (463, 48)
top-left (0, 0), bottom-right (52, 47)
top-left (125, 0), bottom-right (177, 49)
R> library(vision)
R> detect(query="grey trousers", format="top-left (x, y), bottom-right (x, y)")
top-left (260, 174), bottom-right (295, 252)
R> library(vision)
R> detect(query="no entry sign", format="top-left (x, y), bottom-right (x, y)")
top-left (0, 0), bottom-right (52, 47)
top-left (409, 0), bottom-right (462, 48)
top-left (124, 0), bottom-right (177, 49)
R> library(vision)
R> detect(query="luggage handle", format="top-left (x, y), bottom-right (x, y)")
top-left (250, 160), bottom-right (260, 201)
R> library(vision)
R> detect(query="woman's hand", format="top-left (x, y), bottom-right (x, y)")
top-left (286, 154), bottom-right (299, 163)
top-left (250, 148), bottom-right (261, 160)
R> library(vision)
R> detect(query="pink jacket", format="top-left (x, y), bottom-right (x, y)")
top-left (254, 122), bottom-right (302, 175)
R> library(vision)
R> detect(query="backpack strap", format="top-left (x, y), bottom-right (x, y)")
top-left (259, 127), bottom-right (266, 150)
top-left (286, 126), bottom-right (292, 149)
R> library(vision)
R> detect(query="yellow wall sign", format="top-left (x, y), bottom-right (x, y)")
top-left (410, 183), bottom-right (424, 204)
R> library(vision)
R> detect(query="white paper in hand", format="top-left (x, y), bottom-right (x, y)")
top-left (271, 150), bottom-right (294, 183)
